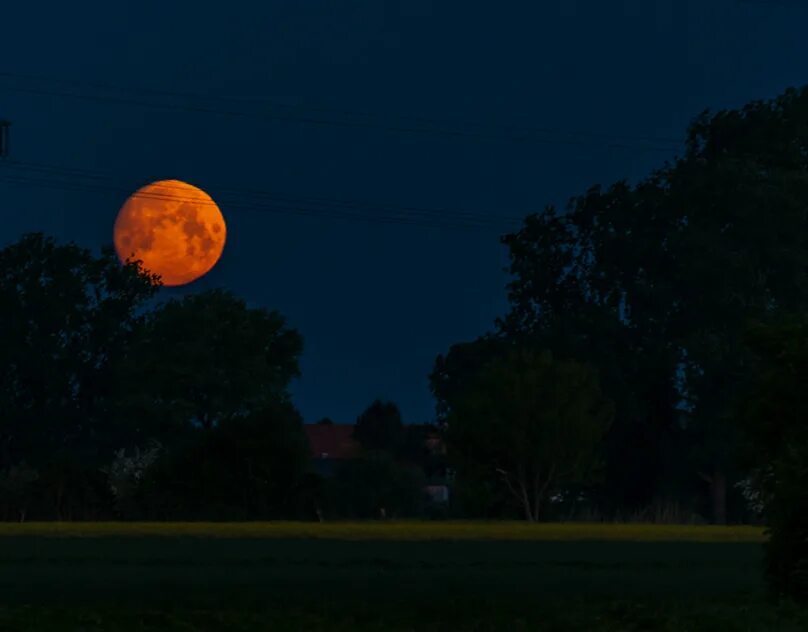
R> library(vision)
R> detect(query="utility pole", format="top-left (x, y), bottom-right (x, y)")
top-left (0, 120), bottom-right (9, 159)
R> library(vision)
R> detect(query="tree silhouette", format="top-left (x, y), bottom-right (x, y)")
top-left (444, 348), bottom-right (612, 522)
top-left (353, 400), bottom-right (404, 454)
top-left (119, 289), bottom-right (303, 435)
top-left (499, 85), bottom-right (808, 522)
top-left (0, 233), bottom-right (158, 519)
top-left (737, 317), bottom-right (808, 601)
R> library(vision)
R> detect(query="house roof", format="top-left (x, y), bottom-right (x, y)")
top-left (304, 424), bottom-right (361, 460)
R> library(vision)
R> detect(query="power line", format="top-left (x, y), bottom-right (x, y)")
top-left (0, 163), bottom-right (523, 231)
top-left (2, 159), bottom-right (525, 226)
top-left (2, 72), bottom-right (686, 145)
top-left (0, 72), bottom-right (683, 153)
top-left (0, 172), bottom-right (501, 230)
top-left (735, 0), bottom-right (807, 5)
top-left (1, 71), bottom-right (684, 145)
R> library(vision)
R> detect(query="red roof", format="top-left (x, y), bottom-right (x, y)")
top-left (304, 424), bottom-right (361, 460)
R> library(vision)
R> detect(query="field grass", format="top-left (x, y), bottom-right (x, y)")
top-left (0, 521), bottom-right (800, 631)
top-left (0, 520), bottom-right (767, 541)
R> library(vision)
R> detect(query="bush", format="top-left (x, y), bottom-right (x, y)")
top-left (326, 452), bottom-right (428, 519)
top-left (736, 318), bottom-right (808, 601)
top-left (764, 446), bottom-right (808, 602)
top-left (134, 402), bottom-right (311, 520)
top-left (0, 463), bottom-right (39, 521)
top-left (103, 442), bottom-right (163, 518)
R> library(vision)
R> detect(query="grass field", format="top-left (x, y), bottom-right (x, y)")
top-left (0, 520), bottom-right (767, 541)
top-left (0, 521), bottom-right (803, 631)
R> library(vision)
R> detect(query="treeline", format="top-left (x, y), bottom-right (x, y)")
top-left (0, 233), bottom-right (308, 521)
top-left (0, 235), bottom-right (445, 522)
top-left (0, 234), bottom-right (454, 521)
top-left (431, 85), bottom-right (808, 600)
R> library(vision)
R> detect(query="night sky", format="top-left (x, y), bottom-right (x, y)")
top-left (1, 0), bottom-right (807, 425)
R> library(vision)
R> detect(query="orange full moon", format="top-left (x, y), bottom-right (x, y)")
top-left (113, 180), bottom-right (226, 286)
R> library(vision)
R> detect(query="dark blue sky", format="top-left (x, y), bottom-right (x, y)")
top-left (1, 0), bottom-right (807, 424)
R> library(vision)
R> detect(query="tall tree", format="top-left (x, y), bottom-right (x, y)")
top-left (443, 348), bottom-right (612, 522)
top-left (0, 233), bottom-right (158, 518)
top-left (119, 289), bottom-right (303, 435)
top-left (736, 317), bottom-right (808, 601)
top-left (499, 85), bottom-right (808, 522)
top-left (662, 90), bottom-right (808, 522)
top-left (499, 181), bottom-right (684, 515)
top-left (353, 400), bottom-right (404, 454)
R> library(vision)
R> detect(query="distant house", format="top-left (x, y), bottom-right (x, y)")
top-left (303, 422), bottom-right (361, 477)
top-left (422, 427), bottom-right (449, 503)
top-left (424, 484), bottom-right (450, 504)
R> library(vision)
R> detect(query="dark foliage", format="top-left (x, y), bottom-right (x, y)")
top-left (0, 234), bottom-right (309, 521)
top-left (325, 452), bottom-right (428, 519)
top-left (486, 85), bottom-right (808, 523)
top-left (436, 346), bottom-right (612, 521)
top-left (0, 233), bottom-right (158, 519)
top-left (353, 400), bottom-right (405, 454)
top-left (738, 318), bottom-right (808, 601)
top-left (136, 402), bottom-right (311, 520)
top-left (118, 288), bottom-right (303, 435)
